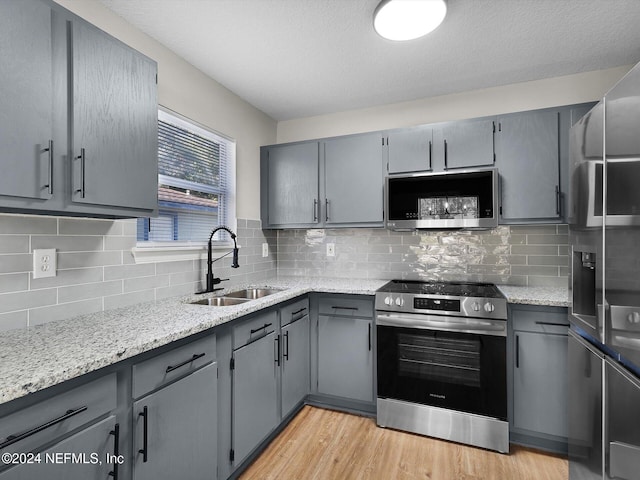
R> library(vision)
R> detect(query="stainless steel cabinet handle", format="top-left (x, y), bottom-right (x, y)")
top-left (313, 199), bottom-right (318, 222)
top-left (555, 185), bottom-right (560, 215)
top-left (43, 140), bottom-right (53, 195)
top-left (325, 199), bottom-right (330, 222)
top-left (284, 331), bottom-right (289, 361)
top-left (75, 148), bottom-right (86, 198)
top-left (515, 335), bottom-right (520, 368)
top-left (165, 353), bottom-right (206, 373)
top-left (444, 140), bottom-right (448, 169)
top-left (0, 406), bottom-right (88, 449)
top-left (138, 406), bottom-right (148, 463)
top-left (428, 140), bottom-right (432, 170)
top-left (109, 423), bottom-right (120, 479)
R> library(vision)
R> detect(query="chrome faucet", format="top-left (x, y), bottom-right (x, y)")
top-left (198, 226), bottom-right (239, 294)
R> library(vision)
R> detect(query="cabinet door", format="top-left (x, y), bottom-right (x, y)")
top-left (133, 363), bottom-right (217, 480)
top-left (0, 416), bottom-right (116, 480)
top-left (436, 117), bottom-right (495, 170)
top-left (387, 126), bottom-right (433, 173)
top-left (497, 110), bottom-right (560, 221)
top-left (324, 133), bottom-right (384, 225)
top-left (282, 315), bottom-right (310, 417)
top-left (318, 316), bottom-right (373, 402)
top-left (513, 331), bottom-right (568, 438)
top-left (71, 20), bottom-right (157, 212)
top-left (266, 143), bottom-right (319, 226)
top-left (0, 0), bottom-right (53, 201)
top-left (233, 332), bottom-right (279, 465)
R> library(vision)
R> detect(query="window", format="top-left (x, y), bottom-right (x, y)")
top-left (137, 109), bottom-right (236, 248)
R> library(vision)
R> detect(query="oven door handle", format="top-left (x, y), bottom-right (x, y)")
top-left (376, 312), bottom-right (507, 337)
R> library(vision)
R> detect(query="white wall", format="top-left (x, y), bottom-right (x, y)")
top-left (54, 0), bottom-right (277, 221)
top-left (277, 65), bottom-right (632, 143)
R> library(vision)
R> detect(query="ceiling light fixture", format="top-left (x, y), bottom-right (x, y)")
top-left (374, 0), bottom-right (447, 41)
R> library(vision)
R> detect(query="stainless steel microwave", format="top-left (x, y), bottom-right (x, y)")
top-left (384, 168), bottom-right (499, 230)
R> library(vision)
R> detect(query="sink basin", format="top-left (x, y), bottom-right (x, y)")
top-left (225, 288), bottom-right (284, 299)
top-left (191, 297), bottom-right (249, 306)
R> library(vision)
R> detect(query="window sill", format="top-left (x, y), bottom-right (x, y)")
top-left (132, 243), bottom-right (235, 264)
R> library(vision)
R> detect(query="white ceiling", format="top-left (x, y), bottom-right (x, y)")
top-left (97, 0), bottom-right (640, 121)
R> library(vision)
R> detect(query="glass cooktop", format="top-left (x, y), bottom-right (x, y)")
top-left (377, 280), bottom-right (504, 299)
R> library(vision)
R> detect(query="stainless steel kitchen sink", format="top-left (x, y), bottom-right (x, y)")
top-left (191, 297), bottom-right (250, 306)
top-left (224, 288), bottom-right (283, 299)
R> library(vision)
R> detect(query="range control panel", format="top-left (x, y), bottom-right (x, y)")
top-left (414, 298), bottom-right (460, 312)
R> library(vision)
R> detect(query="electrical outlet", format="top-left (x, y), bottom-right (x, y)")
top-left (33, 248), bottom-right (57, 279)
top-left (262, 243), bottom-right (269, 258)
top-left (327, 243), bottom-right (335, 257)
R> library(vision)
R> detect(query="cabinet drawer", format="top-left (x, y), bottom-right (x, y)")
top-left (0, 373), bottom-right (116, 455)
top-left (280, 297), bottom-right (309, 327)
top-left (234, 311), bottom-right (278, 349)
top-left (318, 295), bottom-right (374, 318)
top-left (133, 334), bottom-right (216, 398)
top-left (511, 306), bottom-right (569, 334)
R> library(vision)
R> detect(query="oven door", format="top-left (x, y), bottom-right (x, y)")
top-left (377, 312), bottom-right (507, 421)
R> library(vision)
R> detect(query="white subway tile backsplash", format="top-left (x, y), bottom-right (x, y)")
top-left (0, 214), bottom-right (276, 330)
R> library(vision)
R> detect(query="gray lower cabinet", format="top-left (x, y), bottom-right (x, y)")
top-left (317, 297), bottom-right (374, 403)
top-left (281, 315), bottom-right (310, 417)
top-left (0, 0), bottom-right (54, 203)
top-left (133, 363), bottom-right (217, 480)
top-left (386, 125), bottom-right (433, 173)
top-left (263, 142), bottom-right (320, 227)
top-left (510, 305), bottom-right (569, 452)
top-left (434, 117), bottom-right (496, 170)
top-left (71, 19), bottom-right (158, 213)
top-left (323, 133), bottom-right (384, 226)
top-left (232, 330), bottom-right (279, 467)
top-left (496, 109), bottom-right (560, 222)
top-left (0, 416), bottom-right (118, 480)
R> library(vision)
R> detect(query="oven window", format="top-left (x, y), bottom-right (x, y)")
top-left (377, 325), bottom-right (506, 420)
top-left (397, 333), bottom-right (481, 388)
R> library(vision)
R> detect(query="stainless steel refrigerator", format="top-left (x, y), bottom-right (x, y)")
top-left (568, 62), bottom-right (640, 480)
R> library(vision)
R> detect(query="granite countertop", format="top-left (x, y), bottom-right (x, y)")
top-left (0, 277), bottom-right (569, 407)
top-left (0, 276), bottom-right (387, 407)
top-left (497, 285), bottom-right (570, 307)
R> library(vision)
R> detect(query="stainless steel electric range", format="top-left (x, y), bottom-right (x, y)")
top-left (375, 280), bottom-right (509, 453)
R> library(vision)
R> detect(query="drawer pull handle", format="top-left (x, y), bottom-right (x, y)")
top-left (291, 308), bottom-right (307, 316)
top-left (535, 321), bottom-right (570, 327)
top-left (109, 423), bottom-right (120, 479)
top-left (43, 140), bottom-right (53, 195)
top-left (0, 406), bottom-right (88, 449)
top-left (139, 406), bottom-right (148, 463)
top-left (250, 322), bottom-right (272, 334)
top-left (75, 148), bottom-right (86, 198)
top-left (165, 353), bottom-right (206, 373)
top-left (332, 306), bottom-right (359, 311)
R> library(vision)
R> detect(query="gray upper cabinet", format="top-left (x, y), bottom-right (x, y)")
top-left (496, 109), bottom-right (560, 222)
top-left (434, 117), bottom-right (496, 170)
top-left (386, 126), bottom-right (433, 173)
top-left (0, 0), bottom-right (54, 202)
top-left (323, 133), bottom-right (384, 226)
top-left (262, 134), bottom-right (384, 229)
top-left (0, 0), bottom-right (158, 218)
top-left (133, 362), bottom-right (217, 480)
top-left (264, 142), bottom-right (320, 227)
top-left (71, 19), bottom-right (158, 212)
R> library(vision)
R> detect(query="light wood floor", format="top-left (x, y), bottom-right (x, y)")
top-left (239, 406), bottom-right (568, 480)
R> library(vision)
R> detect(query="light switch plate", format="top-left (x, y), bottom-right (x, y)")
top-left (262, 243), bottom-right (269, 258)
top-left (327, 243), bottom-right (335, 257)
top-left (33, 248), bottom-right (56, 279)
